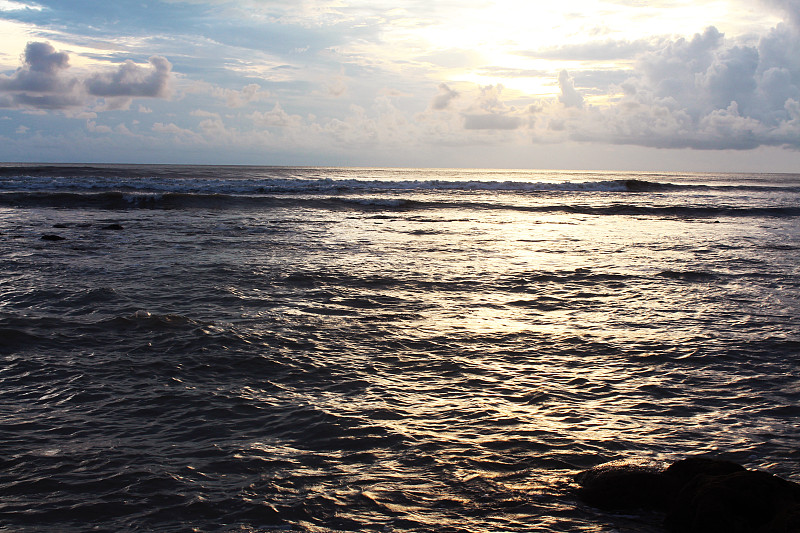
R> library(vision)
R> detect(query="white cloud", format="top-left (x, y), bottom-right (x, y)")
top-left (152, 121), bottom-right (204, 143)
top-left (191, 109), bottom-right (220, 118)
top-left (114, 123), bottom-right (133, 135)
top-left (762, 0), bottom-right (800, 27)
top-left (324, 74), bottom-right (348, 97)
top-left (550, 22), bottom-right (800, 150)
top-left (86, 120), bottom-right (112, 133)
top-left (0, 0), bottom-right (42, 10)
top-left (2, 3), bottom-right (800, 167)
top-left (247, 102), bottom-right (304, 128)
top-left (210, 83), bottom-right (269, 107)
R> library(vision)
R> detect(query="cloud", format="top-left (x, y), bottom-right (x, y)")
top-left (472, 84), bottom-right (510, 113)
top-left (247, 102), bottom-right (304, 128)
top-left (86, 56), bottom-right (172, 98)
top-left (0, 42), bottom-right (174, 111)
top-left (636, 26), bottom-right (723, 102)
top-left (211, 83), bottom-right (269, 107)
top-left (461, 84), bottom-right (527, 130)
top-left (463, 113), bottom-right (521, 130)
top-left (3, 3), bottom-right (800, 165)
top-left (211, 83), bottom-right (271, 108)
top-left (0, 42), bottom-right (83, 109)
top-left (558, 70), bottom-right (584, 108)
top-left (424, 83), bottom-right (528, 132)
top-left (17, 41), bottom-right (69, 78)
top-left (477, 67), bottom-right (548, 79)
top-left (430, 83), bottom-right (458, 110)
top-left (525, 38), bottom-right (656, 61)
top-left (191, 109), bottom-right (220, 118)
top-left (0, 0), bottom-right (43, 11)
top-left (324, 74), bottom-right (348, 97)
top-left (86, 120), bottom-right (112, 134)
top-left (549, 22), bottom-right (800, 150)
top-left (152, 121), bottom-right (204, 143)
top-left (762, 0), bottom-right (800, 27)
top-left (698, 45), bottom-right (759, 112)
top-left (418, 48), bottom-right (484, 69)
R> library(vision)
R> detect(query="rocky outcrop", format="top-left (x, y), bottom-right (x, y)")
top-left (575, 457), bottom-right (800, 532)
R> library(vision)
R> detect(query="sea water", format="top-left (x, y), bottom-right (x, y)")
top-left (1, 165), bottom-right (799, 532)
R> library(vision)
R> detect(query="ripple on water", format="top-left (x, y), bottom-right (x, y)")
top-left (2, 172), bottom-right (799, 531)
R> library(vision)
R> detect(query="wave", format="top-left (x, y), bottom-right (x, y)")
top-left (1, 175), bottom-right (667, 194)
top-left (2, 164), bottom-right (799, 196)
top-left (2, 190), bottom-right (798, 218)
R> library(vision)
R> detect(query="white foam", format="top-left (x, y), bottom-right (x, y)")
top-left (2, 174), bottom-right (636, 195)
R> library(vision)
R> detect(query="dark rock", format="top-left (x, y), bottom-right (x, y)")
top-left (41, 234), bottom-right (66, 241)
top-left (100, 223), bottom-right (124, 230)
top-left (575, 457), bottom-right (800, 533)
top-left (52, 223), bottom-right (69, 228)
top-left (664, 456), bottom-right (746, 487)
top-left (766, 503), bottom-right (800, 532)
top-left (666, 469), bottom-right (800, 533)
top-left (575, 460), bottom-right (678, 511)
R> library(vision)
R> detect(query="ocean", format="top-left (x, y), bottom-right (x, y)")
top-left (1, 164), bottom-right (798, 532)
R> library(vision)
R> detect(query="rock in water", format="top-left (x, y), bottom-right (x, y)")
top-left (666, 469), bottom-right (800, 533)
top-left (575, 456), bottom-right (800, 532)
top-left (575, 460), bottom-right (677, 511)
top-left (41, 234), bottom-right (66, 241)
top-left (663, 456), bottom-right (745, 485)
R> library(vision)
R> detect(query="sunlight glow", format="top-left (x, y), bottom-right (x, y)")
top-left (0, 20), bottom-right (34, 66)
top-left (372, 0), bottom-right (782, 97)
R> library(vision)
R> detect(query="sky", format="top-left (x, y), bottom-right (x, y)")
top-left (1, 0), bottom-right (800, 171)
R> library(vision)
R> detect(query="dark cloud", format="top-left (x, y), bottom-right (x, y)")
top-left (431, 83), bottom-right (458, 110)
top-left (22, 41), bottom-right (70, 76)
top-left (0, 42), bottom-right (82, 109)
top-left (0, 42), bottom-right (174, 110)
top-left (0, 42), bottom-right (71, 92)
top-left (86, 56), bottom-right (172, 98)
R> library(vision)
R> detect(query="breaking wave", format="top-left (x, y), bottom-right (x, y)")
top-left (2, 190), bottom-right (798, 218)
